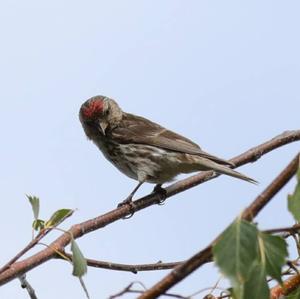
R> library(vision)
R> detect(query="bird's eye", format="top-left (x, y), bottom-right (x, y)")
top-left (85, 121), bottom-right (91, 126)
top-left (85, 120), bottom-right (94, 127)
top-left (87, 121), bottom-right (103, 133)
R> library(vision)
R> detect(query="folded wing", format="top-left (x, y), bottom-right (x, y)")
top-left (110, 113), bottom-right (234, 166)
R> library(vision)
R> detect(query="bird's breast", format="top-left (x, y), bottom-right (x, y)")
top-left (93, 137), bottom-right (139, 180)
top-left (92, 137), bottom-right (195, 184)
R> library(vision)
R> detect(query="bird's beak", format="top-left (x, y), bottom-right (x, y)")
top-left (99, 121), bottom-right (108, 135)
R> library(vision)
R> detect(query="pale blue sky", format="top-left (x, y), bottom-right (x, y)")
top-left (0, 1), bottom-right (299, 298)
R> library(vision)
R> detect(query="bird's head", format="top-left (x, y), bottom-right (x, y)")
top-left (79, 95), bottom-right (122, 138)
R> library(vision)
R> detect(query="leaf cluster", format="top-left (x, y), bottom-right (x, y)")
top-left (27, 195), bottom-right (87, 278)
top-left (213, 165), bottom-right (300, 299)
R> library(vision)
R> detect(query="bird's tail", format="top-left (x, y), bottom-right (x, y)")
top-left (197, 158), bottom-right (258, 184)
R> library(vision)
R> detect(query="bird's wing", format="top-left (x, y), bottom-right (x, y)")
top-left (110, 113), bottom-right (234, 166)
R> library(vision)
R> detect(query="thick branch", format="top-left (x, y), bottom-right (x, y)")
top-left (0, 230), bottom-right (49, 274)
top-left (0, 130), bottom-right (299, 287)
top-left (0, 209), bottom-right (74, 274)
top-left (270, 274), bottom-right (300, 298)
top-left (138, 153), bottom-right (300, 299)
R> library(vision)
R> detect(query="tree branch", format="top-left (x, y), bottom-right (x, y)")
top-left (0, 209), bottom-right (74, 274)
top-left (270, 273), bottom-right (300, 298)
top-left (48, 224), bottom-right (300, 278)
top-left (0, 130), bottom-right (299, 288)
top-left (138, 153), bottom-right (300, 299)
top-left (19, 274), bottom-right (38, 299)
top-left (109, 282), bottom-right (188, 299)
top-left (60, 254), bottom-right (183, 274)
top-left (0, 229), bottom-right (50, 274)
top-left (58, 223), bottom-right (300, 275)
top-left (264, 224), bottom-right (300, 236)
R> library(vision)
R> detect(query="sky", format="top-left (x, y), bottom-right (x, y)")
top-left (0, 1), bottom-right (299, 298)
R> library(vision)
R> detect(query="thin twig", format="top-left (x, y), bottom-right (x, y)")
top-left (112, 290), bottom-right (188, 299)
top-left (138, 153), bottom-right (300, 299)
top-left (0, 209), bottom-right (74, 274)
top-left (19, 274), bottom-right (38, 299)
top-left (188, 278), bottom-right (225, 298)
top-left (109, 282), bottom-right (188, 299)
top-left (58, 254), bottom-right (183, 273)
top-left (264, 224), bottom-right (300, 235)
top-left (51, 225), bottom-right (300, 279)
top-left (0, 131), bottom-right (299, 287)
top-left (109, 282), bottom-right (147, 299)
top-left (0, 229), bottom-right (50, 274)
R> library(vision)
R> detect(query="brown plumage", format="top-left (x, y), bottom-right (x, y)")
top-left (79, 95), bottom-right (257, 204)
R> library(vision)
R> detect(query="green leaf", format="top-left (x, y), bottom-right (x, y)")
top-left (32, 219), bottom-right (45, 231)
top-left (71, 239), bottom-right (87, 277)
top-left (27, 195), bottom-right (40, 220)
top-left (45, 209), bottom-right (73, 228)
top-left (213, 218), bottom-right (259, 284)
top-left (214, 218), bottom-right (288, 298)
top-left (258, 232), bottom-right (288, 283)
top-left (242, 263), bottom-right (269, 299)
top-left (79, 277), bottom-right (90, 299)
top-left (288, 166), bottom-right (300, 221)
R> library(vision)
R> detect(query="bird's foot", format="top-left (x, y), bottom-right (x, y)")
top-left (152, 184), bottom-right (167, 205)
top-left (117, 194), bottom-right (133, 207)
top-left (117, 195), bottom-right (135, 219)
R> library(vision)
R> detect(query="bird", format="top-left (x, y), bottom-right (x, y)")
top-left (79, 95), bottom-right (257, 205)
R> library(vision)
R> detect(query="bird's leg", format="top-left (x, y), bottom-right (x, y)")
top-left (152, 184), bottom-right (167, 205)
top-left (118, 181), bottom-right (144, 208)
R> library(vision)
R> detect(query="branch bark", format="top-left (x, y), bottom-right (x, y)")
top-left (61, 254), bottom-right (183, 274)
top-left (0, 130), bottom-right (299, 288)
top-left (263, 223), bottom-right (300, 236)
top-left (138, 153), bottom-right (300, 299)
top-left (0, 210), bottom-right (73, 273)
top-left (270, 273), bottom-right (300, 298)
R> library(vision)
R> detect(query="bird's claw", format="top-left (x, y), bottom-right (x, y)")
top-left (117, 196), bottom-right (135, 219)
top-left (117, 195), bottom-right (133, 207)
top-left (152, 185), bottom-right (167, 205)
